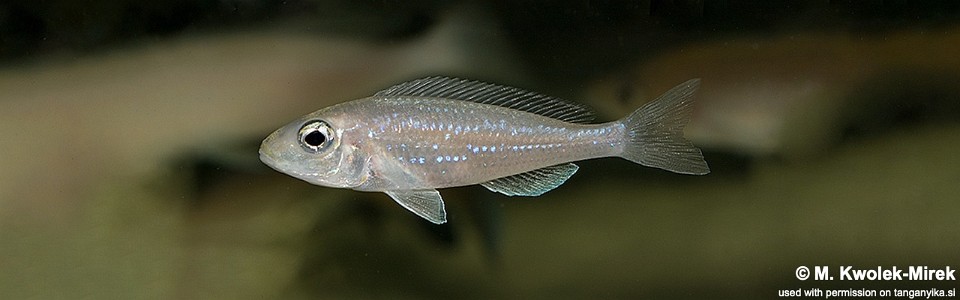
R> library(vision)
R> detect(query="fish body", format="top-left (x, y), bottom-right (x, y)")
top-left (259, 77), bottom-right (709, 224)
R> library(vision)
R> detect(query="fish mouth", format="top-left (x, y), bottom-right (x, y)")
top-left (258, 133), bottom-right (290, 173)
top-left (258, 144), bottom-right (331, 182)
top-left (258, 128), bottom-right (287, 168)
top-left (258, 148), bottom-right (283, 172)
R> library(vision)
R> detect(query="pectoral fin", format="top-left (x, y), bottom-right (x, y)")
top-left (480, 163), bottom-right (579, 196)
top-left (384, 189), bottom-right (447, 224)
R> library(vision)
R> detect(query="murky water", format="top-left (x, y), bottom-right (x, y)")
top-left (2, 2), bottom-right (958, 298)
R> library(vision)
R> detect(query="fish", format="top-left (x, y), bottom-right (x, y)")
top-left (259, 77), bottom-right (709, 224)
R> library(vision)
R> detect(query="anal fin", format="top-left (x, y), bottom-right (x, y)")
top-left (385, 189), bottom-right (447, 224)
top-left (480, 163), bottom-right (579, 196)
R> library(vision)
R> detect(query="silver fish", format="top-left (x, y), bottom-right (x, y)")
top-left (259, 77), bottom-right (709, 224)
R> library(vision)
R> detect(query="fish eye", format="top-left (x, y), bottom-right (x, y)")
top-left (298, 120), bottom-right (334, 153)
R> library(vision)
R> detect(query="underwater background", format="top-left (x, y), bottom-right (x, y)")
top-left (1, 1), bottom-right (958, 298)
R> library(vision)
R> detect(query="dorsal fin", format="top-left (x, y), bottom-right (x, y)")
top-left (375, 76), bottom-right (594, 123)
top-left (480, 163), bottom-right (579, 196)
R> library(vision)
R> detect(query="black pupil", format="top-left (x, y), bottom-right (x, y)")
top-left (303, 130), bottom-right (326, 147)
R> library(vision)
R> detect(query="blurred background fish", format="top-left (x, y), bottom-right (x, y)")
top-left (1, 1), bottom-right (958, 299)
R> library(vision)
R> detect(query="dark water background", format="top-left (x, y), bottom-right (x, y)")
top-left (1, 1), bottom-right (958, 298)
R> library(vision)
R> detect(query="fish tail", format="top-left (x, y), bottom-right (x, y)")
top-left (618, 79), bottom-right (710, 175)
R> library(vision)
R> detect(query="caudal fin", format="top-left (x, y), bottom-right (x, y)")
top-left (619, 79), bottom-right (710, 175)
